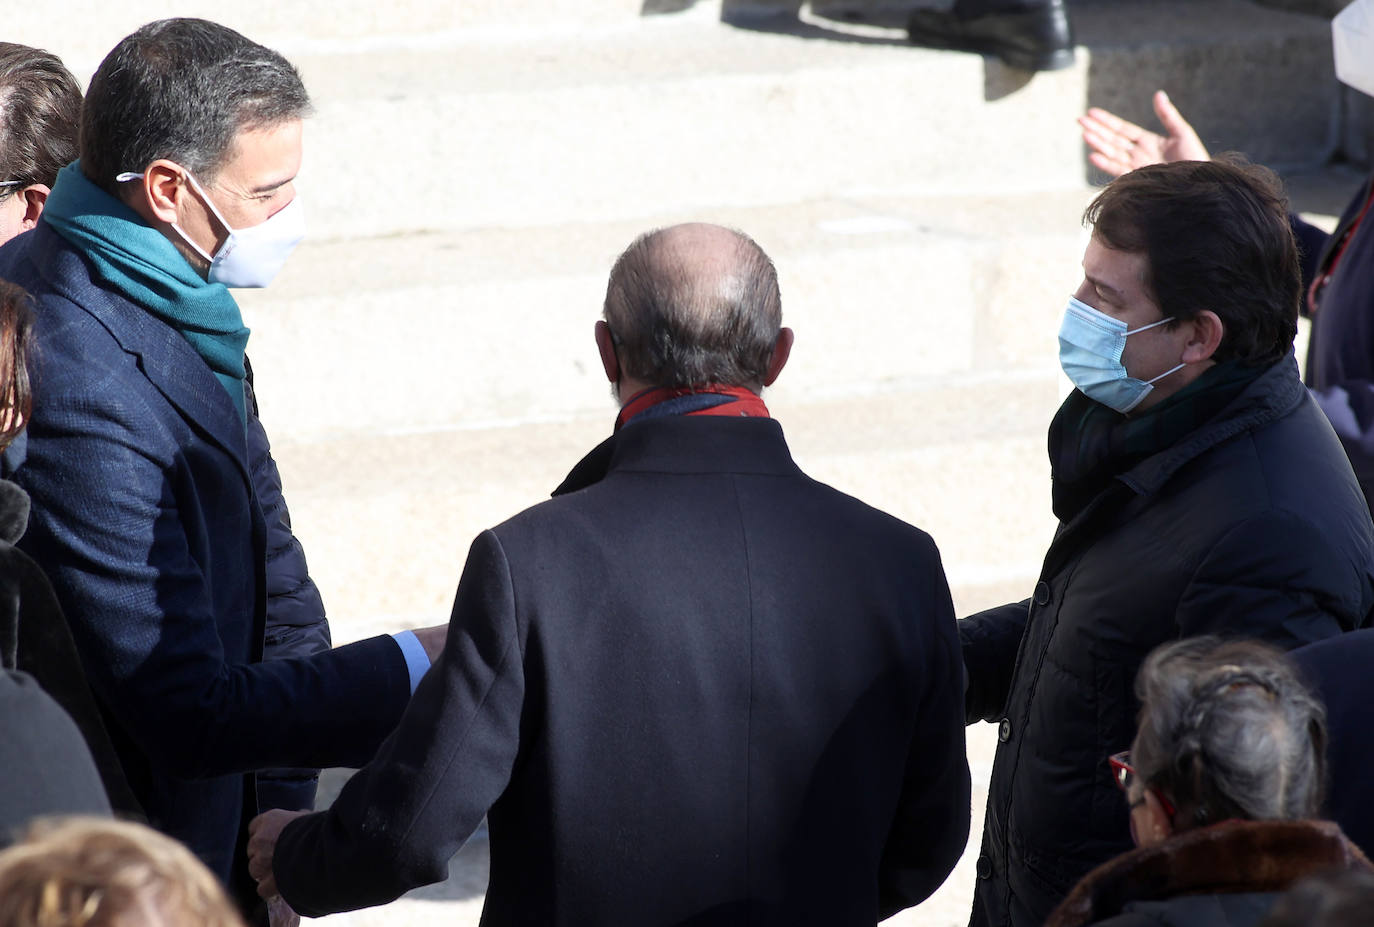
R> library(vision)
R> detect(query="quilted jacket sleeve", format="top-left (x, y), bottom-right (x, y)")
top-left (960, 599), bottom-right (1032, 724)
top-left (1175, 509), bottom-right (1367, 648)
top-left (245, 370), bottom-right (331, 813)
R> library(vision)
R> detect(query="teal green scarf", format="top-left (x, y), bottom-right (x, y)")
top-left (41, 162), bottom-right (249, 423)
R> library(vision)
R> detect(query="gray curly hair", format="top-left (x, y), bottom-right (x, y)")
top-left (1131, 637), bottom-right (1326, 828)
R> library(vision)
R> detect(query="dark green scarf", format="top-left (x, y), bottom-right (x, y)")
top-left (41, 162), bottom-right (249, 423)
top-left (1049, 361), bottom-right (1265, 522)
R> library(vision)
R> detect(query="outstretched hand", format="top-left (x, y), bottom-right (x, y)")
top-left (247, 808), bottom-right (309, 900)
top-left (1078, 90), bottom-right (1209, 178)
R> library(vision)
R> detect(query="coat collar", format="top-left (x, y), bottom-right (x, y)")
top-left (552, 415), bottom-right (801, 497)
top-left (1038, 356), bottom-right (1305, 581)
top-left (28, 223), bottom-right (250, 479)
top-left (1046, 819), bottom-right (1373, 927)
top-left (1117, 354), bottom-right (1305, 497)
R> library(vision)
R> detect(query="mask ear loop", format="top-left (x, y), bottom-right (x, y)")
top-left (116, 169), bottom-right (225, 264)
top-left (1143, 362), bottom-right (1187, 386)
top-left (1126, 316), bottom-right (1186, 387)
top-left (1124, 316), bottom-right (1174, 336)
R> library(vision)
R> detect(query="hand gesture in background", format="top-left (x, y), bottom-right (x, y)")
top-left (1078, 90), bottom-right (1210, 178)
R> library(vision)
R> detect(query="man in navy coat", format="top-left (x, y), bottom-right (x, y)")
top-left (0, 18), bottom-right (443, 915)
top-left (248, 223), bottom-right (972, 924)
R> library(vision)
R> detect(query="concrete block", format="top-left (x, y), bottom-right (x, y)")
top-left (1074, 1), bottom-right (1338, 174)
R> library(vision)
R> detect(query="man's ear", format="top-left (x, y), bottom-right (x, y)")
top-left (16, 184), bottom-right (50, 232)
top-left (762, 327), bottom-right (793, 388)
top-left (594, 320), bottom-right (620, 384)
top-left (1181, 310), bottom-right (1224, 364)
top-left (133, 160), bottom-right (189, 226)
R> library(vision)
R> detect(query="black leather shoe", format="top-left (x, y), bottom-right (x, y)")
top-left (907, 2), bottom-right (1075, 72)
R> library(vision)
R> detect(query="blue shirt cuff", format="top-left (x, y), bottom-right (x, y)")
top-left (391, 630), bottom-right (431, 694)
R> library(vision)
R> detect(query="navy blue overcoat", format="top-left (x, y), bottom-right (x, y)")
top-left (0, 222), bottom-right (412, 891)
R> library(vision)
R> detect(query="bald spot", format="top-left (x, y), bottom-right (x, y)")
top-left (638, 223), bottom-right (757, 330)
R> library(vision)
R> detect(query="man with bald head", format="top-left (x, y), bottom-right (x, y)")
top-left (248, 223), bottom-right (971, 924)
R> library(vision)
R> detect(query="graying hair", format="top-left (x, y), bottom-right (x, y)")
top-left (81, 18), bottom-right (311, 194)
top-left (1132, 637), bottom-right (1325, 827)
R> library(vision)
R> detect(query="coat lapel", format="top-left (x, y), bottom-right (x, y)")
top-left (42, 236), bottom-right (252, 490)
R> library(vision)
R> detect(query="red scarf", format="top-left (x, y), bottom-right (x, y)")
top-left (1310, 181), bottom-right (1374, 314)
top-left (615, 384), bottom-right (770, 431)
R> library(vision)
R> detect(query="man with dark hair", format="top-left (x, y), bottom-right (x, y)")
top-left (0, 18), bottom-right (443, 915)
top-left (0, 42), bottom-right (82, 245)
top-left (961, 159), bottom-right (1374, 927)
top-left (247, 222), bottom-right (971, 924)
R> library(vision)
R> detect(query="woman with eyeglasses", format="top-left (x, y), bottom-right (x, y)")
top-left (1045, 637), bottom-right (1373, 927)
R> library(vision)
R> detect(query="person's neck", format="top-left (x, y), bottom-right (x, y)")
top-left (615, 379), bottom-right (762, 406)
top-left (613, 381), bottom-right (770, 431)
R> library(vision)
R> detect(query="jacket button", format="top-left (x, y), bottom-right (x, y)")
top-left (998, 718), bottom-right (1013, 743)
top-left (976, 855), bottom-right (993, 879)
top-left (1033, 581), bottom-right (1051, 605)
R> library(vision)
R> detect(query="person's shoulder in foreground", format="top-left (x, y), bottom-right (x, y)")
top-left (250, 222), bottom-right (971, 925)
top-left (0, 671), bottom-right (110, 846)
top-left (1047, 638), bottom-right (1372, 927)
top-left (0, 816), bottom-right (246, 927)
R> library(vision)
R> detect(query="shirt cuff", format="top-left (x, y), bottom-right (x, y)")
top-left (390, 630), bottom-right (431, 694)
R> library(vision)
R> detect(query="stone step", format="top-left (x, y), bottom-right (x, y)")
top-left (22, 1), bottom-right (1339, 242)
top-left (288, 0), bottom-right (1338, 239)
top-left (239, 187), bottom-right (1094, 440)
top-left (240, 158), bottom-right (1355, 442)
top-left (14, 0), bottom-right (651, 72)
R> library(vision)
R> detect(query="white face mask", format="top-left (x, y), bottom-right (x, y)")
top-left (116, 169), bottom-right (305, 288)
top-left (1334, 0), bottom-right (1374, 99)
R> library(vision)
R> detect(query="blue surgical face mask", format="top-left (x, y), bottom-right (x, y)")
top-left (1058, 296), bottom-right (1185, 414)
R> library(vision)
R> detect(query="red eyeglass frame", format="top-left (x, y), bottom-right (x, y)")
top-left (1108, 751), bottom-right (1177, 819)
